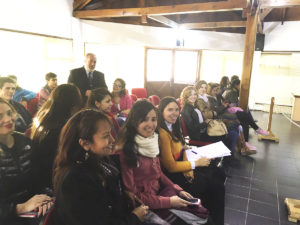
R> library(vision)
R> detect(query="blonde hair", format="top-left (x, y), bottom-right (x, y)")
top-left (0, 97), bottom-right (17, 118)
top-left (180, 86), bottom-right (197, 107)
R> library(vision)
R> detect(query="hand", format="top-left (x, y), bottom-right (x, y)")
top-left (179, 191), bottom-right (193, 200)
top-left (85, 90), bottom-right (91, 97)
top-left (205, 119), bottom-right (211, 123)
top-left (170, 195), bottom-right (191, 208)
top-left (16, 194), bottom-right (52, 216)
top-left (132, 205), bottom-right (149, 221)
top-left (195, 157), bottom-right (211, 167)
top-left (182, 145), bottom-right (191, 150)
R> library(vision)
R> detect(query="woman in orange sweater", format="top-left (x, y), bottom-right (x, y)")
top-left (158, 97), bottom-right (225, 225)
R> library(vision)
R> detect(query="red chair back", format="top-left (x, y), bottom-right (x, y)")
top-left (148, 95), bottom-right (160, 106)
top-left (27, 93), bottom-right (39, 116)
top-left (180, 116), bottom-right (211, 147)
top-left (43, 207), bottom-right (54, 225)
top-left (131, 88), bottom-right (147, 99)
top-left (176, 98), bottom-right (182, 111)
top-left (130, 94), bottom-right (138, 103)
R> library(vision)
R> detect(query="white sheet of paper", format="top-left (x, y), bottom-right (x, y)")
top-left (185, 141), bottom-right (231, 161)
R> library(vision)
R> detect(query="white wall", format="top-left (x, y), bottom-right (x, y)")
top-left (264, 21), bottom-right (300, 51)
top-left (79, 20), bottom-right (245, 51)
top-left (0, 0), bottom-right (74, 38)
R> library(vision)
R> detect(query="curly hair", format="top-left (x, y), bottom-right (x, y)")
top-left (180, 86), bottom-right (197, 107)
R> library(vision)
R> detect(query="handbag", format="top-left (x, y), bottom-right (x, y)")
top-left (206, 119), bottom-right (228, 136)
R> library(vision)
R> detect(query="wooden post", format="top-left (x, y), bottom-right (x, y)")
top-left (258, 97), bottom-right (279, 142)
top-left (239, 8), bottom-right (258, 111)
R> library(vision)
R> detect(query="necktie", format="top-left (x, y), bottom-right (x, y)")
top-left (88, 72), bottom-right (93, 87)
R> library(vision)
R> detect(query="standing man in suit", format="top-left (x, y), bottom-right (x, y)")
top-left (68, 53), bottom-right (107, 103)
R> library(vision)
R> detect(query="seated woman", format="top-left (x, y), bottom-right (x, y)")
top-left (87, 88), bottom-right (120, 140)
top-left (207, 83), bottom-right (255, 155)
top-left (0, 98), bottom-right (52, 225)
top-left (219, 76), bottom-right (230, 96)
top-left (181, 86), bottom-right (228, 145)
top-left (111, 78), bottom-right (132, 126)
top-left (118, 100), bottom-right (209, 225)
top-left (222, 78), bottom-right (269, 150)
top-left (52, 109), bottom-right (149, 225)
top-left (31, 84), bottom-right (82, 190)
top-left (158, 97), bottom-right (225, 225)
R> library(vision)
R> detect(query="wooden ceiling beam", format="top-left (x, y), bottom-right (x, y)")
top-left (73, 0), bottom-right (247, 19)
top-left (260, 0), bottom-right (300, 9)
top-left (260, 8), bottom-right (273, 20)
top-left (147, 15), bottom-right (179, 28)
top-left (181, 21), bottom-right (246, 29)
top-left (73, 0), bottom-right (93, 11)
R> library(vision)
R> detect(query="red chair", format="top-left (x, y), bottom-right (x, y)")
top-left (130, 94), bottom-right (138, 103)
top-left (176, 98), bottom-right (182, 111)
top-left (27, 92), bottom-right (39, 116)
top-left (131, 88), bottom-right (147, 99)
top-left (180, 116), bottom-right (211, 147)
top-left (148, 95), bottom-right (160, 106)
top-left (42, 207), bottom-right (54, 225)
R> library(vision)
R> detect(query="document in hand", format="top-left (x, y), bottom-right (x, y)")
top-left (185, 141), bottom-right (231, 161)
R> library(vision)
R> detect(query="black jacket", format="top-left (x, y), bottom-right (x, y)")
top-left (31, 126), bottom-right (62, 191)
top-left (0, 132), bottom-right (34, 225)
top-left (181, 103), bottom-right (207, 141)
top-left (53, 158), bottom-right (141, 225)
top-left (68, 66), bottom-right (107, 101)
top-left (10, 101), bottom-right (32, 133)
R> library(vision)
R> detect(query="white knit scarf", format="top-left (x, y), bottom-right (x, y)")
top-left (135, 133), bottom-right (159, 158)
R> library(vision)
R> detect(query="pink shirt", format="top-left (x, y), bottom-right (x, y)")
top-left (111, 94), bottom-right (132, 116)
top-left (120, 151), bottom-right (182, 209)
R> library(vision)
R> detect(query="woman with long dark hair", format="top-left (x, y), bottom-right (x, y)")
top-left (86, 87), bottom-right (120, 139)
top-left (222, 79), bottom-right (269, 150)
top-left (0, 98), bottom-right (52, 225)
top-left (118, 100), bottom-right (209, 225)
top-left (52, 109), bottom-right (148, 225)
top-left (31, 84), bottom-right (82, 190)
top-left (158, 96), bottom-right (225, 225)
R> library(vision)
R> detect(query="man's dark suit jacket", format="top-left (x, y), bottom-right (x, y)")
top-left (68, 66), bottom-right (107, 99)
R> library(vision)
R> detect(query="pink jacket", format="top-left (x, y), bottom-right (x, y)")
top-left (120, 151), bottom-right (182, 209)
top-left (111, 94), bottom-right (132, 116)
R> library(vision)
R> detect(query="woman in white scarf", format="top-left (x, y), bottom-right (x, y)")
top-left (118, 100), bottom-right (209, 225)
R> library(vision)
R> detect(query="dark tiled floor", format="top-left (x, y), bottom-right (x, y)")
top-left (224, 111), bottom-right (300, 225)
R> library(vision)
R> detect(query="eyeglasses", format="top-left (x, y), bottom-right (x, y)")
top-left (113, 83), bottom-right (122, 88)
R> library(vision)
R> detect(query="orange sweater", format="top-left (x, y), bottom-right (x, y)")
top-left (159, 128), bottom-right (192, 173)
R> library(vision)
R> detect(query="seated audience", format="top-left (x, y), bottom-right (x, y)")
top-left (8, 75), bottom-right (37, 107)
top-left (207, 82), bottom-right (255, 155)
top-left (158, 97), bottom-right (225, 225)
top-left (219, 76), bottom-right (230, 96)
top-left (118, 100), bottom-right (209, 225)
top-left (222, 78), bottom-right (269, 150)
top-left (38, 72), bottom-right (57, 109)
top-left (52, 109), bottom-right (149, 225)
top-left (31, 84), bottom-right (82, 190)
top-left (181, 86), bottom-right (228, 145)
top-left (0, 98), bottom-right (52, 225)
top-left (111, 78), bottom-right (132, 126)
top-left (86, 88), bottom-right (120, 140)
top-left (0, 77), bottom-right (32, 132)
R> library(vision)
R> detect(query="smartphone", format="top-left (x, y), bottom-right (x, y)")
top-left (182, 197), bottom-right (201, 205)
top-left (19, 211), bottom-right (38, 218)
